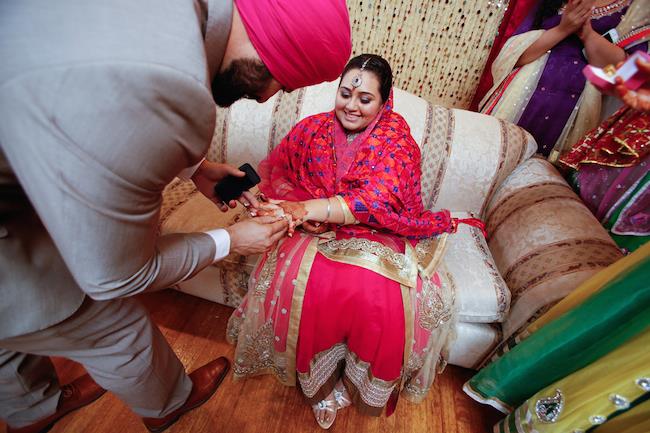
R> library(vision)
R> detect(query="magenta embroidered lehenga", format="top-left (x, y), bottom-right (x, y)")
top-left (226, 94), bottom-right (478, 415)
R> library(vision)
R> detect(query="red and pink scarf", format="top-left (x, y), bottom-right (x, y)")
top-left (258, 92), bottom-right (484, 239)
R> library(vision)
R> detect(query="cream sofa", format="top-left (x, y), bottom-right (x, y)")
top-left (160, 82), bottom-right (623, 369)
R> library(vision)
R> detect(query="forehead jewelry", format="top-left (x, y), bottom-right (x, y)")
top-left (351, 58), bottom-right (371, 88)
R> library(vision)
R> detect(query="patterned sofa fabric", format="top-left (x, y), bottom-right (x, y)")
top-left (485, 157), bottom-right (624, 344)
top-left (427, 110), bottom-right (536, 216)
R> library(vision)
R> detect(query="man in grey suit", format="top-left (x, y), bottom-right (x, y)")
top-left (0, 0), bottom-right (351, 432)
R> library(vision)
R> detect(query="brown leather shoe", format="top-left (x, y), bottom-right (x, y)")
top-left (7, 374), bottom-right (106, 433)
top-left (142, 356), bottom-right (230, 433)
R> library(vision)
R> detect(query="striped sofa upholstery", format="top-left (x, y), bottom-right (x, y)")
top-left (484, 157), bottom-right (623, 343)
top-left (159, 81), bottom-right (621, 368)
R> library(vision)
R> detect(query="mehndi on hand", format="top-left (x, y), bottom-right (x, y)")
top-left (253, 201), bottom-right (306, 237)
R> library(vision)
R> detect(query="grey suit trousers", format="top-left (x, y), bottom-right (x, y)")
top-left (0, 298), bottom-right (192, 427)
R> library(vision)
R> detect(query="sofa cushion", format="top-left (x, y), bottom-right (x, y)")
top-left (444, 212), bottom-right (510, 323)
top-left (485, 158), bottom-right (624, 340)
top-left (447, 322), bottom-right (501, 369)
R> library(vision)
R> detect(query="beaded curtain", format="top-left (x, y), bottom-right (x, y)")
top-left (348, 0), bottom-right (510, 109)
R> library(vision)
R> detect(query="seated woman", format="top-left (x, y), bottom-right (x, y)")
top-left (480, 0), bottom-right (648, 162)
top-left (226, 54), bottom-right (482, 429)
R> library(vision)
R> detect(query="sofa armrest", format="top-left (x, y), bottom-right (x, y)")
top-left (485, 157), bottom-right (623, 340)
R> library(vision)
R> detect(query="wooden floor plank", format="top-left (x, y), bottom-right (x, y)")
top-left (1, 290), bottom-right (502, 433)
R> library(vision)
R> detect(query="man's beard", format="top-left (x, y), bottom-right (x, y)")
top-left (211, 58), bottom-right (272, 107)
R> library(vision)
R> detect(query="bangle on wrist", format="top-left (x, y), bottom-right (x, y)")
top-left (325, 198), bottom-right (331, 222)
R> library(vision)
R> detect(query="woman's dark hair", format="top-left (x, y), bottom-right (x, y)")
top-left (340, 54), bottom-right (393, 102)
top-left (533, 0), bottom-right (566, 29)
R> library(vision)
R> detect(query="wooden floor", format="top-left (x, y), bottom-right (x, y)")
top-left (0, 290), bottom-right (502, 433)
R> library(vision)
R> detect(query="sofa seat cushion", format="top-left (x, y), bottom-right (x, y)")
top-left (447, 322), bottom-right (501, 369)
top-left (444, 212), bottom-right (510, 323)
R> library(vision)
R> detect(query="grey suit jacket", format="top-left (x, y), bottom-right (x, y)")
top-left (0, 0), bottom-right (232, 339)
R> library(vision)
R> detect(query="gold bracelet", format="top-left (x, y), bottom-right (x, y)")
top-left (325, 198), bottom-right (331, 222)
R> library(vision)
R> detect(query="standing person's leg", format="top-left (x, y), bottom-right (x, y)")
top-left (0, 352), bottom-right (61, 427)
top-left (0, 350), bottom-right (107, 433)
top-left (0, 296), bottom-right (228, 432)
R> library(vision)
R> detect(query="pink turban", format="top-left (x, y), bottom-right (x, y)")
top-left (234, 0), bottom-right (352, 91)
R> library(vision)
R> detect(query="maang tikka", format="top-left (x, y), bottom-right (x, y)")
top-left (351, 58), bottom-right (371, 88)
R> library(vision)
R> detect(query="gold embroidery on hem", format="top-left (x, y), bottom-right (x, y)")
top-left (401, 283), bottom-right (414, 378)
top-left (251, 249), bottom-right (278, 298)
top-left (298, 344), bottom-right (347, 398)
top-left (344, 351), bottom-right (399, 409)
top-left (226, 314), bottom-right (243, 345)
top-left (231, 320), bottom-right (290, 383)
top-left (297, 344), bottom-right (401, 410)
top-left (285, 237), bottom-right (320, 385)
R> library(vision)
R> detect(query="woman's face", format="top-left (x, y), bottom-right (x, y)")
top-left (335, 69), bottom-right (383, 132)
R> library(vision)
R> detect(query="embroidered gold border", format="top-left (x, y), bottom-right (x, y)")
top-left (317, 238), bottom-right (418, 287)
top-left (298, 343), bottom-right (347, 398)
top-left (343, 351), bottom-right (400, 414)
top-left (416, 234), bottom-right (448, 279)
top-left (401, 284), bottom-right (414, 372)
top-left (285, 237), bottom-right (319, 385)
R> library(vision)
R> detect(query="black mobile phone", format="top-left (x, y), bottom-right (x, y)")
top-left (213, 163), bottom-right (261, 203)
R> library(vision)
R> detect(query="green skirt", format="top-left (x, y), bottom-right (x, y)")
top-left (464, 251), bottom-right (650, 412)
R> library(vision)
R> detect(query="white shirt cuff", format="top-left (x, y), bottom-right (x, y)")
top-left (204, 228), bottom-right (231, 262)
top-left (177, 158), bottom-right (205, 180)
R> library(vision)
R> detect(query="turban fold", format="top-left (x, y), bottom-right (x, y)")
top-left (234, 0), bottom-right (352, 91)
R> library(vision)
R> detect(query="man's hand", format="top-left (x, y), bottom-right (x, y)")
top-left (225, 216), bottom-right (288, 256)
top-left (615, 57), bottom-right (650, 112)
top-left (191, 160), bottom-right (259, 212)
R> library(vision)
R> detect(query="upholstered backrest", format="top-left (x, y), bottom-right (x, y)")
top-left (207, 81), bottom-right (537, 215)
